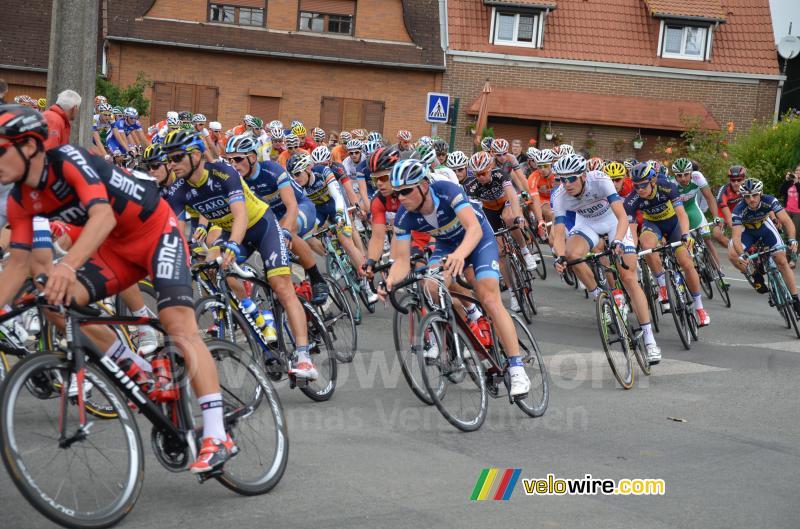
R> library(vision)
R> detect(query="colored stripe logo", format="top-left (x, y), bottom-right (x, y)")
top-left (470, 469), bottom-right (522, 500)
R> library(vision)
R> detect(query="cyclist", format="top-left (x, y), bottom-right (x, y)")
top-left (343, 139), bottom-right (371, 209)
top-left (394, 130), bottom-right (415, 159)
top-left (0, 105), bottom-right (237, 474)
top-left (732, 178), bottom-right (800, 312)
top-left (311, 145), bottom-right (363, 213)
top-left (550, 154), bottom-right (662, 363)
top-left (225, 135), bottom-right (329, 304)
top-left (433, 139), bottom-right (449, 168)
top-left (381, 159), bottom-right (532, 397)
top-left (287, 152), bottom-right (378, 303)
top-left (276, 133), bottom-right (307, 168)
top-left (671, 158), bottom-right (723, 269)
top-left (719, 165), bottom-right (747, 269)
top-left (490, 138), bottom-right (528, 193)
top-left (525, 148), bottom-right (556, 230)
top-left (91, 103), bottom-right (114, 158)
top-left (107, 107), bottom-right (144, 155)
top-left (331, 131), bottom-right (351, 163)
top-left (313, 127), bottom-right (326, 146)
top-left (292, 123), bottom-right (316, 152)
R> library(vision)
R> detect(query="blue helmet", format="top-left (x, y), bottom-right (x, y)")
top-left (391, 159), bottom-right (428, 189)
top-left (630, 161), bottom-right (658, 183)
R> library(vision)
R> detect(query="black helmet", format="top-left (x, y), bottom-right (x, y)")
top-left (163, 130), bottom-right (205, 153)
top-left (178, 110), bottom-right (193, 122)
top-left (0, 104), bottom-right (48, 145)
top-left (287, 153), bottom-right (312, 175)
top-left (433, 139), bottom-right (448, 155)
top-left (369, 147), bottom-right (400, 173)
top-left (728, 165), bottom-right (747, 179)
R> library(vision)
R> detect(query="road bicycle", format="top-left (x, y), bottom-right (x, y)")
top-left (690, 226), bottom-right (731, 308)
top-left (743, 243), bottom-right (800, 338)
top-left (495, 225), bottom-right (537, 323)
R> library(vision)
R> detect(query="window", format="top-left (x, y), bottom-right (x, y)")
top-left (208, 2), bottom-right (265, 27)
top-left (661, 24), bottom-right (708, 60)
top-left (319, 97), bottom-right (384, 134)
top-left (491, 9), bottom-right (542, 48)
top-left (299, 12), bottom-right (353, 35)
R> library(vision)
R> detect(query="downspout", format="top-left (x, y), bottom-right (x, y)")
top-left (774, 78), bottom-right (784, 124)
top-left (439, 0), bottom-right (449, 64)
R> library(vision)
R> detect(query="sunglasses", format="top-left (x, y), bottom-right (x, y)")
top-left (146, 162), bottom-right (165, 171)
top-left (730, 178), bottom-right (744, 183)
top-left (392, 187), bottom-right (417, 198)
top-left (349, 151), bottom-right (361, 156)
top-left (228, 155), bottom-right (249, 163)
top-left (371, 174), bottom-right (390, 183)
top-left (554, 175), bottom-right (579, 184)
top-left (633, 181), bottom-right (652, 190)
top-left (0, 142), bottom-right (12, 157)
top-left (167, 152), bottom-right (188, 164)
top-left (742, 193), bottom-right (761, 199)
top-left (538, 163), bottom-right (551, 169)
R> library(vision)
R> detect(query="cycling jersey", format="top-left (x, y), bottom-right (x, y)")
top-left (331, 144), bottom-right (348, 164)
top-left (165, 161), bottom-right (268, 231)
top-left (672, 171), bottom-right (709, 229)
top-left (732, 194), bottom-right (783, 230)
top-left (91, 115), bottom-right (113, 145)
top-left (305, 164), bottom-right (346, 210)
top-left (717, 183), bottom-right (743, 212)
top-left (462, 168), bottom-right (511, 211)
top-left (623, 177), bottom-right (683, 223)
top-left (277, 148), bottom-right (309, 169)
top-left (355, 159), bottom-right (376, 200)
top-left (111, 117), bottom-right (142, 136)
top-left (328, 161), bottom-right (350, 185)
top-left (371, 193), bottom-right (431, 251)
top-left (300, 138), bottom-right (317, 152)
top-left (494, 154), bottom-right (521, 181)
top-left (526, 169), bottom-right (555, 202)
top-left (244, 160), bottom-right (316, 236)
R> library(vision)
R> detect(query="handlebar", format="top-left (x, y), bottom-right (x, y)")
top-left (637, 240), bottom-right (684, 258)
top-left (565, 246), bottom-right (629, 270)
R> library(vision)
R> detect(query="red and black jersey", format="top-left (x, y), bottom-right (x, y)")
top-left (716, 183), bottom-right (743, 211)
top-left (8, 144), bottom-right (162, 250)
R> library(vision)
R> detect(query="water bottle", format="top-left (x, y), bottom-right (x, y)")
top-left (151, 356), bottom-right (178, 402)
top-left (241, 298), bottom-right (261, 324)
top-left (612, 288), bottom-right (628, 320)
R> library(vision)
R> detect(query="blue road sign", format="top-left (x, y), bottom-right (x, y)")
top-left (426, 92), bottom-right (450, 123)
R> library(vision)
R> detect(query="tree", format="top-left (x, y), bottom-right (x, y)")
top-left (96, 72), bottom-right (151, 116)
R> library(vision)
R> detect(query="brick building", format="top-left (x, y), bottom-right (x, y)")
top-left (441, 0), bottom-right (783, 160)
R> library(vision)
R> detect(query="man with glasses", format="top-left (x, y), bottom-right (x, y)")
top-left (394, 130), bottom-right (414, 159)
top-left (551, 154), bottom-right (662, 363)
top-left (91, 102), bottom-right (115, 158)
top-left (331, 131), bottom-right (351, 163)
top-left (624, 161), bottom-right (710, 327)
top-left (277, 133), bottom-right (307, 169)
top-left (490, 138), bottom-right (528, 194)
top-left (525, 148), bottom-right (555, 237)
top-left (343, 139), bottom-right (371, 214)
top-left (732, 178), bottom-right (800, 312)
top-left (380, 159), bottom-right (532, 398)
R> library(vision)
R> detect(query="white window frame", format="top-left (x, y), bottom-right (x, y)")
top-left (658, 21), bottom-right (711, 61)
top-left (489, 8), bottom-right (543, 49)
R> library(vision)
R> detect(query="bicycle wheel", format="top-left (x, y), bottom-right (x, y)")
top-left (639, 262), bottom-right (660, 333)
top-left (665, 270), bottom-right (691, 350)
top-left (1, 353), bottom-right (143, 528)
top-left (696, 254), bottom-right (714, 299)
top-left (275, 300), bottom-right (338, 402)
top-left (199, 340), bottom-right (289, 496)
top-left (706, 252), bottom-right (732, 308)
top-left (417, 312), bottom-right (487, 432)
top-left (626, 310), bottom-right (651, 376)
top-left (521, 267), bottom-right (538, 317)
top-left (506, 254), bottom-right (533, 323)
top-left (530, 236), bottom-right (547, 280)
top-left (508, 314), bottom-right (549, 417)
top-left (596, 292), bottom-right (634, 389)
top-left (195, 295), bottom-right (263, 367)
top-left (392, 293), bottom-right (440, 405)
top-left (319, 273), bottom-right (357, 363)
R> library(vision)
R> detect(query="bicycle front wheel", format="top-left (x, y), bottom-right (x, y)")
top-left (665, 270), bottom-right (691, 350)
top-left (596, 292), bottom-right (634, 389)
top-left (509, 314), bottom-right (549, 417)
top-left (392, 293), bottom-right (441, 405)
top-left (1, 353), bottom-right (143, 529)
top-left (417, 313), bottom-right (487, 432)
top-left (320, 274), bottom-right (358, 363)
top-left (530, 236), bottom-right (547, 280)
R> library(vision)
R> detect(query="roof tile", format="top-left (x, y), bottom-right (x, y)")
top-left (644, 0), bottom-right (726, 21)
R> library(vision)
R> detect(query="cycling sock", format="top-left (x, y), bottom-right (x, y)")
top-left (295, 344), bottom-right (312, 363)
top-left (464, 303), bottom-right (483, 322)
top-left (655, 272), bottom-right (666, 288)
top-left (306, 264), bottom-right (323, 284)
top-left (508, 355), bottom-right (524, 368)
top-left (106, 338), bottom-right (152, 372)
top-left (521, 247), bottom-right (531, 256)
top-left (641, 323), bottom-right (655, 346)
top-left (692, 292), bottom-right (703, 310)
top-left (589, 287), bottom-right (601, 300)
top-left (198, 393), bottom-right (226, 442)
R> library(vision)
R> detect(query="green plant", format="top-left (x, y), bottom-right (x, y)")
top-left (480, 126), bottom-right (495, 140)
top-left (96, 72), bottom-right (151, 116)
top-left (652, 117), bottom-right (729, 189)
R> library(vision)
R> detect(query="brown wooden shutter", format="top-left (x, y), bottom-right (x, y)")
top-left (342, 99), bottom-right (363, 132)
top-left (151, 82), bottom-right (175, 124)
top-left (299, 0), bottom-right (355, 15)
top-left (249, 96), bottom-right (281, 122)
top-left (175, 84), bottom-right (195, 113)
top-left (229, 0), bottom-right (265, 7)
top-left (320, 97), bottom-right (342, 133)
top-left (362, 100), bottom-right (385, 134)
top-left (196, 86), bottom-right (219, 120)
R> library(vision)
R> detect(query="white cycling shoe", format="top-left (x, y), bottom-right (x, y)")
top-left (136, 326), bottom-right (159, 356)
top-left (509, 368), bottom-right (530, 397)
top-left (524, 252), bottom-right (538, 271)
top-left (646, 343), bottom-right (662, 365)
top-left (509, 294), bottom-right (521, 313)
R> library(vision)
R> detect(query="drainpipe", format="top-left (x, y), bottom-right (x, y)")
top-left (439, 0), bottom-right (449, 54)
top-left (774, 78), bottom-right (784, 124)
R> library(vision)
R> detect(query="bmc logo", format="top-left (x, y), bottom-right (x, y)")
top-left (156, 235), bottom-right (181, 279)
top-left (109, 170), bottom-right (145, 200)
top-left (56, 205), bottom-right (87, 225)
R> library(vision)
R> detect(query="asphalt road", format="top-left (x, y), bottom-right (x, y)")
top-left (2, 258), bottom-right (799, 529)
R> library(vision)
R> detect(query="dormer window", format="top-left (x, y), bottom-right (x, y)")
top-left (660, 23), bottom-right (709, 60)
top-left (489, 9), bottom-right (544, 48)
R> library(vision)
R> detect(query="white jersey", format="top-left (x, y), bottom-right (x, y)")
top-left (551, 170), bottom-right (620, 223)
top-left (342, 156), bottom-right (359, 179)
top-left (431, 166), bottom-right (460, 186)
top-left (693, 171), bottom-right (710, 212)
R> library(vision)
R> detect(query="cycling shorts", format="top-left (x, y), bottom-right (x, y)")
top-left (315, 201), bottom-right (351, 236)
top-left (76, 202), bottom-right (193, 310)
top-left (105, 136), bottom-right (124, 155)
top-left (212, 208), bottom-right (290, 279)
top-left (272, 199), bottom-right (317, 237)
top-left (641, 216), bottom-right (683, 244)
top-left (741, 220), bottom-right (784, 252)
top-left (483, 206), bottom-right (507, 233)
top-left (429, 218), bottom-right (500, 281)
top-left (570, 211), bottom-right (635, 254)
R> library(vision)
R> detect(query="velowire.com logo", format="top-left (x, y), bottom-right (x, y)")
top-left (470, 469), bottom-right (522, 501)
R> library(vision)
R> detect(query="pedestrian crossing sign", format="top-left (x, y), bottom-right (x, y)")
top-left (426, 92), bottom-right (450, 123)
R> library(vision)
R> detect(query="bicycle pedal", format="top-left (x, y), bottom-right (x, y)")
top-left (511, 392), bottom-right (528, 404)
top-left (195, 468), bottom-right (225, 483)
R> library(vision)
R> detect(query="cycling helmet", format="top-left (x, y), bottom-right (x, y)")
top-left (94, 95), bottom-right (108, 107)
top-left (208, 121), bottom-right (222, 131)
top-left (396, 129), bottom-right (412, 142)
top-left (287, 153), bottom-right (312, 176)
top-left (623, 157), bottom-right (638, 171)
top-left (311, 145), bottom-right (332, 164)
top-left (469, 151), bottom-right (493, 173)
top-left (603, 161), bottom-right (627, 179)
top-left (285, 133), bottom-right (300, 149)
top-left (0, 104), bottom-right (48, 145)
top-left (657, 163), bottom-right (668, 177)
top-left (491, 138), bottom-right (509, 155)
top-left (313, 127), bottom-right (325, 143)
top-left (391, 158), bottom-right (429, 189)
top-left (446, 150), bottom-right (469, 170)
top-left (268, 120), bottom-right (284, 130)
top-left (417, 135), bottom-right (433, 147)
top-left (533, 149), bottom-right (557, 165)
top-left (96, 102), bottom-right (112, 113)
top-left (142, 143), bottom-right (165, 163)
top-left (369, 147), bottom-right (400, 173)
top-left (586, 157), bottom-right (604, 172)
top-left (269, 126), bottom-right (284, 140)
top-left (480, 137), bottom-right (494, 152)
top-left (339, 131), bottom-right (352, 143)
top-left (645, 159), bottom-right (661, 175)
top-left (363, 140), bottom-right (382, 156)
top-left (112, 106), bottom-right (124, 115)
top-left (162, 130), bottom-right (205, 153)
top-left (250, 117), bottom-right (264, 130)
top-left (553, 153), bottom-right (587, 175)
top-left (244, 115), bottom-right (259, 128)
top-left (178, 111), bottom-right (193, 122)
top-left (191, 113), bottom-right (207, 124)
top-left (166, 111), bottom-right (179, 121)
top-left (225, 134), bottom-right (258, 154)
top-left (352, 128), bottom-right (367, 140)
top-left (630, 161), bottom-right (657, 183)
top-left (368, 131), bottom-right (383, 143)
top-left (167, 115), bottom-right (181, 128)
top-left (413, 144), bottom-right (438, 167)
top-left (290, 120), bottom-right (303, 129)
top-left (292, 124), bottom-right (307, 137)
top-left (433, 138), bottom-right (448, 155)
top-left (123, 107), bottom-right (138, 119)
top-left (671, 157), bottom-right (692, 174)
top-left (728, 165), bottom-right (747, 179)
top-left (556, 144), bottom-right (575, 157)
top-left (740, 178), bottom-right (763, 195)
top-left (526, 147), bottom-right (540, 161)
top-left (37, 98), bottom-right (47, 111)
top-left (346, 139), bottom-right (363, 153)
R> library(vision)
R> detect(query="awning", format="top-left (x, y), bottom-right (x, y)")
top-left (467, 87), bottom-right (719, 131)
top-left (644, 0), bottom-right (726, 22)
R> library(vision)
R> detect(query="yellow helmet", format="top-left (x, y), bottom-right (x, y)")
top-left (37, 98), bottom-right (47, 110)
top-left (603, 161), bottom-right (627, 180)
top-left (291, 124), bottom-right (307, 138)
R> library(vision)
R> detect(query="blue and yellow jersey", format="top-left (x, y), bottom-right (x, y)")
top-left (732, 194), bottom-right (783, 230)
top-left (623, 177), bottom-right (683, 223)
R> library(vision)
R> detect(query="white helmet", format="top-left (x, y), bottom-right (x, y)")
top-left (533, 149), bottom-right (557, 165)
top-left (166, 111), bottom-right (179, 121)
top-left (526, 147), bottom-right (540, 161)
top-left (311, 145), bottom-right (332, 164)
top-left (553, 154), bottom-right (587, 175)
top-left (208, 121), bottom-right (222, 131)
top-left (446, 151), bottom-right (469, 170)
top-left (556, 144), bottom-right (575, 157)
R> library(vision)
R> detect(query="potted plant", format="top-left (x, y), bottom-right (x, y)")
top-left (466, 122), bottom-right (476, 136)
top-left (632, 131), bottom-right (644, 150)
top-left (543, 122), bottom-right (554, 141)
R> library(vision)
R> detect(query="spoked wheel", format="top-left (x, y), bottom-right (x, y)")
top-left (626, 310), bottom-right (651, 377)
top-left (195, 295), bottom-right (263, 367)
top-left (530, 237), bottom-right (547, 280)
top-left (507, 255), bottom-right (533, 323)
top-left (639, 262), bottom-right (660, 333)
top-left (508, 314), bottom-right (549, 417)
top-left (392, 294), bottom-right (441, 405)
top-left (201, 340), bottom-right (289, 496)
top-left (595, 292), bottom-right (634, 389)
top-left (521, 268), bottom-right (538, 316)
top-left (319, 274), bottom-right (357, 363)
top-left (665, 270), bottom-right (691, 350)
top-left (707, 253), bottom-right (732, 308)
top-left (416, 313), bottom-right (488, 432)
top-left (275, 301), bottom-right (338, 402)
top-left (697, 256), bottom-right (714, 299)
top-left (1, 353), bottom-right (143, 529)
top-left (785, 302), bottom-right (800, 338)
top-left (563, 265), bottom-right (578, 289)
top-left (687, 303), bottom-right (700, 342)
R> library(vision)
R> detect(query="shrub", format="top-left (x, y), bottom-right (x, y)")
top-left (96, 72), bottom-right (151, 116)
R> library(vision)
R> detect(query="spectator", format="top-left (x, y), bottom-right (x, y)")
top-left (511, 139), bottom-right (525, 164)
top-left (0, 79), bottom-right (7, 104)
top-left (779, 162), bottom-right (800, 245)
top-left (43, 89), bottom-right (81, 150)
